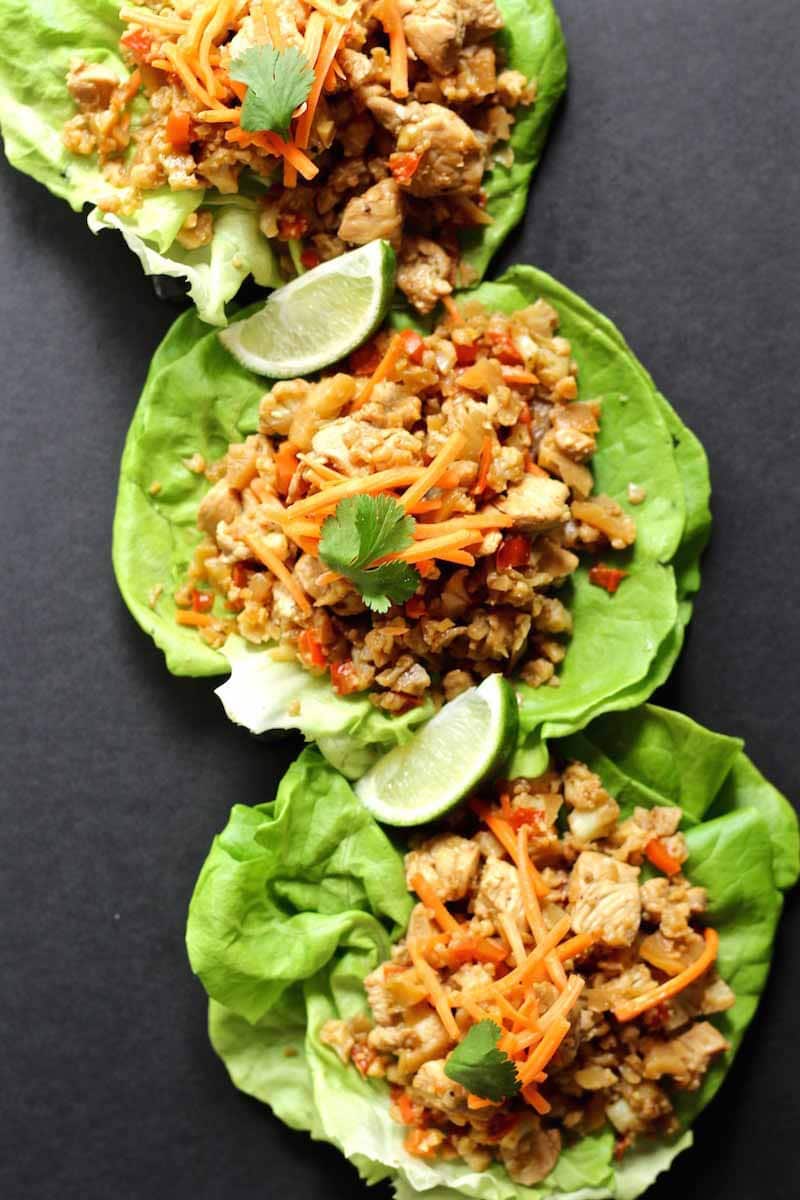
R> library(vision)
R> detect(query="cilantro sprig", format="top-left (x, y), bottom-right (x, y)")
top-left (318, 494), bottom-right (420, 613)
top-left (444, 1020), bottom-right (521, 1102)
top-left (229, 45), bottom-right (314, 139)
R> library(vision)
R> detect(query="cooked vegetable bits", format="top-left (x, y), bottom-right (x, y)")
top-left (179, 291), bottom-right (636, 712)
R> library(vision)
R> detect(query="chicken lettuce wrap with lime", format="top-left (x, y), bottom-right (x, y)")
top-left (186, 703), bottom-right (798, 1200)
top-left (0, 0), bottom-right (566, 324)
top-left (113, 261), bottom-right (710, 775)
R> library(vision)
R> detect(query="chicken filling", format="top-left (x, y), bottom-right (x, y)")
top-left (321, 765), bottom-right (732, 1183)
top-left (63, 0), bottom-right (536, 310)
top-left (177, 295), bottom-right (637, 710)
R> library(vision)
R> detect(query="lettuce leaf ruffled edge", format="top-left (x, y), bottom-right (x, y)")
top-left (187, 703), bottom-right (797, 1200)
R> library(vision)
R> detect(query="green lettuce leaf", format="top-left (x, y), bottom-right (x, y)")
top-left (0, 0), bottom-right (565, 321)
top-left (186, 704), bottom-right (797, 1200)
top-left (114, 265), bottom-right (709, 769)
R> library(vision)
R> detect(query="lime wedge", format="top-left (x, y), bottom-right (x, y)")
top-left (220, 240), bottom-right (396, 378)
top-left (354, 675), bottom-right (519, 826)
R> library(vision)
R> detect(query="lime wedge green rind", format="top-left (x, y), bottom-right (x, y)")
top-left (219, 240), bottom-right (396, 378)
top-left (354, 674), bottom-right (518, 826)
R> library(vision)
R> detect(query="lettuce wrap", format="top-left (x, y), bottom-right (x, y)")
top-left (112, 265), bottom-right (711, 776)
top-left (0, 0), bottom-right (567, 325)
top-left (186, 703), bottom-right (798, 1200)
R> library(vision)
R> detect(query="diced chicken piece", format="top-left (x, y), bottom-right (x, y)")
top-left (661, 973), bottom-right (735, 1032)
top-left (364, 961), bottom-right (403, 1026)
top-left (404, 0), bottom-right (465, 74)
top-left (562, 762), bottom-right (620, 843)
top-left (641, 1021), bottom-right (729, 1090)
top-left (338, 178), bottom-right (404, 250)
top-left (499, 1114), bottom-right (561, 1187)
top-left (410, 1058), bottom-right (470, 1119)
top-left (496, 474), bottom-right (570, 533)
top-left (310, 417), bottom-right (360, 474)
top-left (574, 1065), bottom-right (618, 1091)
top-left (259, 379), bottom-right (311, 436)
top-left (584, 963), bottom-right (655, 1013)
top-left (368, 99), bottom-right (485, 197)
top-left (395, 1009), bottom-right (454, 1078)
top-left (396, 236), bottom-right (455, 313)
top-left (568, 851), bottom-right (641, 948)
top-left (606, 1081), bottom-right (672, 1134)
top-left (66, 60), bottom-right (121, 110)
top-left (450, 966), bottom-right (497, 1009)
top-left (319, 1018), bottom-right (354, 1063)
top-left (640, 875), bottom-right (707, 941)
top-left (405, 833), bottom-right (480, 901)
top-left (471, 857), bottom-right (525, 932)
top-left (293, 553), bottom-right (357, 608)
top-left (196, 480), bottom-right (242, 536)
top-left (460, 0), bottom-right (505, 39)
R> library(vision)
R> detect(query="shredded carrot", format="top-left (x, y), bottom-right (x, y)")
top-left (553, 931), bottom-right (596, 964)
top-left (275, 441), bottom-right (299, 495)
top-left (197, 107), bottom-right (241, 122)
top-left (472, 435), bottom-right (493, 495)
top-left (120, 7), bottom-right (188, 33)
top-left (376, 530), bottom-right (480, 566)
top-left (286, 466), bottom-right (425, 519)
top-left (406, 498), bottom-right (443, 515)
top-left (399, 431), bottom-right (467, 512)
top-left (518, 826), bottom-right (567, 989)
top-left (435, 550), bottom-right (476, 567)
top-left (441, 295), bottom-right (462, 325)
top-left (497, 911), bottom-right (527, 969)
top-left (162, 43), bottom-right (219, 109)
top-left (261, 0), bottom-right (284, 46)
top-left (645, 838), bottom-right (683, 876)
top-left (408, 940), bottom-right (460, 1040)
top-left (517, 1017), bottom-right (571, 1084)
top-left (117, 67), bottom-right (143, 108)
top-left (198, 0), bottom-right (236, 97)
top-left (183, 0), bottom-right (219, 56)
top-left (296, 20), bottom-right (347, 149)
top-left (410, 874), bottom-right (460, 933)
top-left (175, 609), bottom-right (216, 628)
top-left (412, 511), bottom-right (512, 537)
top-left (472, 806), bottom-right (549, 898)
top-left (502, 369), bottom-right (539, 387)
top-left (467, 1094), bottom-right (496, 1110)
top-left (352, 333), bottom-right (406, 410)
top-left (522, 1084), bottom-right (551, 1115)
top-left (372, 0), bottom-right (408, 98)
top-left (307, 460), bottom-right (346, 482)
top-left (614, 928), bottom-right (719, 1022)
top-left (243, 532), bottom-right (312, 615)
top-left (539, 975), bottom-right (584, 1033)
top-left (225, 128), bottom-right (319, 179)
top-left (464, 915), bottom-right (571, 999)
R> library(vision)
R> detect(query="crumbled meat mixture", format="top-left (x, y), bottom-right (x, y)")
top-left (62, 0), bottom-right (537, 309)
top-left (321, 764), bottom-right (730, 1182)
top-left (178, 298), bottom-right (637, 701)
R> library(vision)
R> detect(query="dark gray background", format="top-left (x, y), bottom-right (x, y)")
top-left (1, 1), bottom-right (798, 1197)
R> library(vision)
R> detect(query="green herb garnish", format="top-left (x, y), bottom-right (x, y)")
top-left (444, 1020), bottom-right (521, 1102)
top-left (319, 494), bottom-right (420, 613)
top-left (229, 45), bottom-right (314, 139)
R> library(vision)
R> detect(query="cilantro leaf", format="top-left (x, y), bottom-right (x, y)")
top-left (229, 45), bottom-right (314, 140)
top-left (319, 494), bottom-right (420, 613)
top-left (444, 1020), bottom-right (521, 1102)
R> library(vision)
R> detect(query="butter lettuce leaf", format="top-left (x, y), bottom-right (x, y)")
top-left (114, 266), bottom-right (709, 769)
top-left (186, 705), bottom-right (797, 1200)
top-left (0, 0), bottom-right (564, 320)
